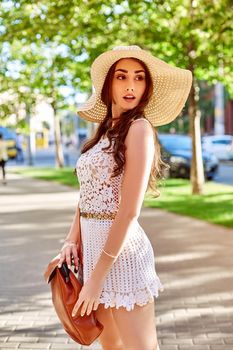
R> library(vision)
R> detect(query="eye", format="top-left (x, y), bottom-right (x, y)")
top-left (136, 75), bottom-right (145, 81)
top-left (116, 74), bottom-right (126, 80)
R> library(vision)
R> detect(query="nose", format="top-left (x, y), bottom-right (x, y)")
top-left (127, 88), bottom-right (134, 91)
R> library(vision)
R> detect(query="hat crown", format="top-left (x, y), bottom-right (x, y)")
top-left (112, 45), bottom-right (142, 51)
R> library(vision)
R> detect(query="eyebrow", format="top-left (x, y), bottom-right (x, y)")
top-left (115, 69), bottom-right (145, 74)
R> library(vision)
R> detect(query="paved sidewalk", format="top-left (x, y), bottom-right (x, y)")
top-left (0, 173), bottom-right (233, 350)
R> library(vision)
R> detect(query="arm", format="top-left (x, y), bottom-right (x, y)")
top-left (90, 119), bottom-right (155, 283)
top-left (64, 204), bottom-right (81, 243)
top-left (58, 204), bottom-right (81, 268)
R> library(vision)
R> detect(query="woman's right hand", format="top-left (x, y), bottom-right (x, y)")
top-left (58, 240), bottom-right (79, 269)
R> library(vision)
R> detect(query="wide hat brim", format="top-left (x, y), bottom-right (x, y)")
top-left (77, 45), bottom-right (193, 127)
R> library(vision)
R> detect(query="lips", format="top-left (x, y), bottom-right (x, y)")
top-left (123, 94), bottom-right (136, 100)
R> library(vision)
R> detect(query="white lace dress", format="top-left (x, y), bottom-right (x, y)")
top-left (75, 128), bottom-right (164, 311)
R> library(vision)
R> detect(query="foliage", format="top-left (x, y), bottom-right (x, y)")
top-left (1, 0), bottom-right (232, 186)
top-left (1, 0), bottom-right (232, 97)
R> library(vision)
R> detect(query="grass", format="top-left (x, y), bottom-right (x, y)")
top-left (9, 166), bottom-right (79, 187)
top-left (9, 167), bottom-right (233, 229)
top-left (145, 179), bottom-right (233, 228)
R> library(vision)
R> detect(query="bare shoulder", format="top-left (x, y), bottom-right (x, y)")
top-left (125, 118), bottom-right (154, 147)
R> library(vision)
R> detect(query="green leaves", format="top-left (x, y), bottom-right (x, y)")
top-left (0, 0), bottom-right (232, 120)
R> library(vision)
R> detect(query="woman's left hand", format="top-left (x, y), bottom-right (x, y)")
top-left (72, 276), bottom-right (104, 317)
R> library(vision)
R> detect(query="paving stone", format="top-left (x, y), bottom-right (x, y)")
top-left (50, 344), bottom-right (81, 349)
top-left (193, 338), bottom-right (224, 345)
top-left (7, 337), bottom-right (39, 343)
top-left (207, 333), bottom-right (231, 338)
top-left (37, 337), bottom-right (68, 344)
top-left (18, 344), bottom-right (50, 349)
top-left (178, 346), bottom-right (210, 350)
top-left (224, 338), bottom-right (233, 344)
top-left (211, 346), bottom-right (233, 350)
top-left (0, 337), bottom-right (9, 342)
top-left (162, 339), bottom-right (193, 345)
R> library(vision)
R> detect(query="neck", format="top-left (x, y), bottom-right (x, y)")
top-left (111, 104), bottom-right (124, 127)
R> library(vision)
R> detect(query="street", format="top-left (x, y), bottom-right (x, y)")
top-left (214, 162), bottom-right (233, 186)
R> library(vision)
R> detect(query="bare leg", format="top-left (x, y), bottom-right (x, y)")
top-left (111, 299), bottom-right (159, 350)
top-left (95, 303), bottom-right (124, 350)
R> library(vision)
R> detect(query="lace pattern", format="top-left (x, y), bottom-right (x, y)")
top-left (76, 137), bottom-right (124, 213)
top-left (99, 279), bottom-right (163, 311)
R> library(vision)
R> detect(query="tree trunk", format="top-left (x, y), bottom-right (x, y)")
top-left (189, 76), bottom-right (205, 194)
top-left (53, 106), bottom-right (64, 168)
top-left (25, 104), bottom-right (34, 166)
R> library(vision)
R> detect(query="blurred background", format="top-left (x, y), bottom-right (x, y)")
top-left (0, 0), bottom-right (232, 225)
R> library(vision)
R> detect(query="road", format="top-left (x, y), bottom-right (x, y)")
top-left (214, 162), bottom-right (233, 186)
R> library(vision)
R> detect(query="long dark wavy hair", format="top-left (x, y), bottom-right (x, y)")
top-left (76, 58), bottom-right (168, 197)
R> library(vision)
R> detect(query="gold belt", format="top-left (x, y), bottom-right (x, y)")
top-left (80, 211), bottom-right (117, 220)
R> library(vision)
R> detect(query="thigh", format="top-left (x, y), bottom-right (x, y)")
top-left (95, 303), bottom-right (124, 350)
top-left (111, 299), bottom-right (159, 350)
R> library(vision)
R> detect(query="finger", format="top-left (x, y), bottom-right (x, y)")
top-left (72, 296), bottom-right (83, 317)
top-left (58, 250), bottom-right (65, 268)
top-left (81, 300), bottom-right (89, 317)
top-left (93, 300), bottom-right (100, 311)
top-left (71, 245), bottom-right (79, 268)
top-left (86, 299), bottom-right (95, 316)
top-left (65, 248), bottom-right (72, 269)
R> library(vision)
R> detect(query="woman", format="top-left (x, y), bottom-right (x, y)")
top-left (58, 45), bottom-right (192, 350)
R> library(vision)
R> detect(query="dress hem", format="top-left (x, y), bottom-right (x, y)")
top-left (98, 280), bottom-right (164, 312)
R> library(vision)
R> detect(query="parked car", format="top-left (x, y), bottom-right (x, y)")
top-left (0, 126), bottom-right (17, 159)
top-left (158, 134), bottom-right (219, 180)
top-left (201, 135), bottom-right (233, 161)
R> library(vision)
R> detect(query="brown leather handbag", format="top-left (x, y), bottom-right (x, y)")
top-left (44, 243), bottom-right (104, 345)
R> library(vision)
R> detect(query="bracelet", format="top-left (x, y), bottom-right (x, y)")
top-left (64, 238), bottom-right (77, 244)
top-left (102, 248), bottom-right (118, 259)
top-left (61, 241), bottom-right (77, 250)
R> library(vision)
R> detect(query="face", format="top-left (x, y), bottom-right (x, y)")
top-left (111, 58), bottom-right (146, 116)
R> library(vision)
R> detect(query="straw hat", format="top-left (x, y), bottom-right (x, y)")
top-left (77, 45), bottom-right (192, 127)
